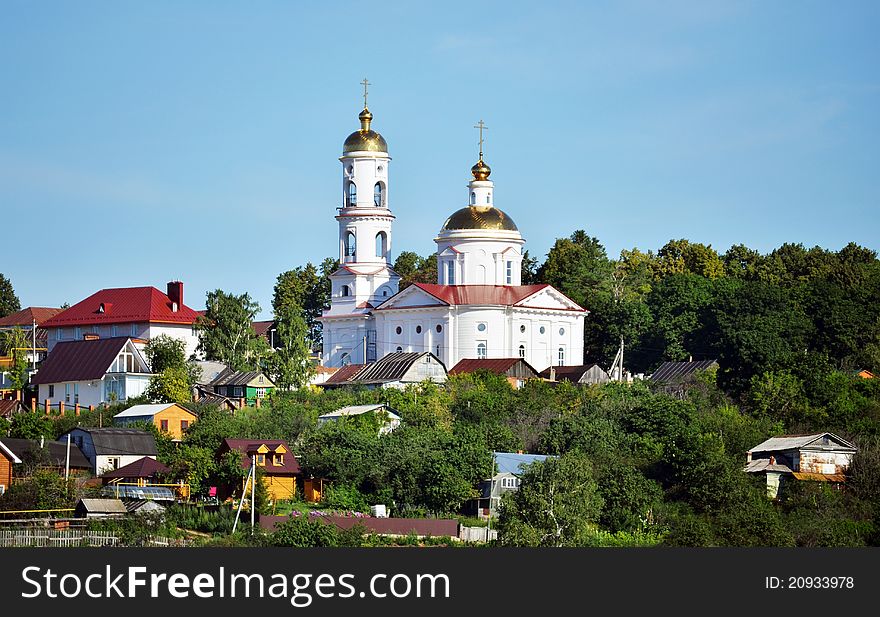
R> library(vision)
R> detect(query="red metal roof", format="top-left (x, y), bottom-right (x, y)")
top-left (323, 363), bottom-right (365, 384)
top-left (100, 456), bottom-right (170, 478)
top-left (41, 286), bottom-right (200, 328)
top-left (220, 438), bottom-right (302, 474)
top-left (251, 320), bottom-right (274, 338)
top-left (450, 358), bottom-right (537, 376)
top-left (31, 337), bottom-right (141, 384)
top-left (410, 283), bottom-right (549, 306)
top-left (0, 307), bottom-right (64, 328)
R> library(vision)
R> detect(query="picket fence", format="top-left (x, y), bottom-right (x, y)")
top-left (0, 529), bottom-right (185, 548)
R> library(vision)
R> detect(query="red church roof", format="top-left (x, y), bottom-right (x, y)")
top-left (389, 283), bottom-right (586, 311)
top-left (41, 284), bottom-right (200, 328)
top-left (0, 307), bottom-right (64, 328)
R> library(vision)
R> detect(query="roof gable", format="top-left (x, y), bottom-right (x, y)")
top-left (375, 284), bottom-right (449, 310)
top-left (493, 452), bottom-right (554, 475)
top-left (100, 456), bottom-right (170, 478)
top-left (220, 439), bottom-right (302, 474)
top-left (749, 432), bottom-right (857, 454)
top-left (515, 286), bottom-right (586, 312)
top-left (41, 286), bottom-right (200, 328)
top-left (449, 358), bottom-right (539, 378)
top-left (31, 337), bottom-right (149, 385)
top-left (347, 352), bottom-right (447, 384)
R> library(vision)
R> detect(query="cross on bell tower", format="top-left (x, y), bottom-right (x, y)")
top-left (361, 78), bottom-right (371, 109)
top-left (474, 119), bottom-right (488, 160)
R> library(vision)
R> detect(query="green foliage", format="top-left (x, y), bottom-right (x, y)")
top-left (272, 258), bottom-right (335, 347)
top-left (269, 300), bottom-right (313, 390)
top-left (393, 251), bottom-right (437, 290)
top-left (0, 272), bottom-right (20, 318)
top-left (497, 452), bottom-right (604, 546)
top-left (145, 366), bottom-right (193, 403)
top-left (272, 516), bottom-right (340, 547)
top-left (319, 483), bottom-right (370, 512)
top-left (196, 289), bottom-right (266, 370)
top-left (0, 469), bottom-right (73, 511)
top-left (8, 412), bottom-right (53, 439)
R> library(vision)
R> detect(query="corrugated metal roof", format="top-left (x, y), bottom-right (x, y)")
top-left (0, 307), bottom-right (63, 328)
top-left (1, 437), bottom-right (90, 468)
top-left (78, 498), bottom-right (128, 513)
top-left (749, 432), bottom-right (857, 453)
top-left (41, 286), bottom-right (200, 328)
top-left (744, 459), bottom-right (793, 474)
top-left (113, 403), bottom-right (177, 419)
top-left (449, 358), bottom-right (539, 377)
top-left (61, 428), bottom-right (158, 457)
top-left (31, 337), bottom-right (146, 384)
top-left (251, 320), bottom-right (274, 337)
top-left (649, 360), bottom-right (718, 382)
top-left (350, 352), bottom-right (439, 383)
top-left (320, 404), bottom-right (401, 420)
top-left (538, 364), bottom-right (602, 382)
top-left (324, 363), bottom-right (365, 384)
top-left (792, 472), bottom-right (847, 482)
top-left (494, 451), bottom-right (553, 475)
top-left (100, 456), bottom-right (169, 478)
top-left (210, 367), bottom-right (274, 388)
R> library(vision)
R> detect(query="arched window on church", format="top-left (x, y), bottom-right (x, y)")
top-left (375, 231), bottom-right (387, 258)
top-left (477, 341), bottom-right (487, 359)
top-left (341, 285), bottom-right (350, 297)
top-left (341, 353), bottom-right (351, 366)
top-left (374, 182), bottom-right (384, 206)
top-left (558, 346), bottom-right (565, 365)
top-left (348, 182), bottom-right (357, 206)
top-left (486, 193), bottom-right (491, 204)
top-left (446, 260), bottom-right (455, 284)
top-left (470, 192), bottom-right (476, 205)
top-left (344, 231), bottom-right (356, 259)
top-left (519, 344), bottom-right (526, 358)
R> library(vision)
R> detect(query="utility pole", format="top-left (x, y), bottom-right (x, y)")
top-left (232, 459), bottom-right (255, 535)
top-left (250, 454), bottom-right (256, 530)
top-left (64, 434), bottom-right (71, 481)
top-left (609, 335), bottom-right (625, 382)
top-left (31, 317), bottom-right (37, 372)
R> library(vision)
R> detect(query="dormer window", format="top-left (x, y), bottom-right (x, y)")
top-left (256, 454), bottom-right (265, 466)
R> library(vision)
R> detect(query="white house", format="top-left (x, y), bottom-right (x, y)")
top-left (319, 103), bottom-right (587, 371)
top-left (58, 428), bottom-right (158, 475)
top-left (31, 337), bottom-right (151, 407)
top-left (41, 281), bottom-right (201, 360)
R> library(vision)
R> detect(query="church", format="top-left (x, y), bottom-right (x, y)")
top-left (319, 98), bottom-right (587, 373)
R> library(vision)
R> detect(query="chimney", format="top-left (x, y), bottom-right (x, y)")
top-left (167, 281), bottom-right (183, 311)
top-left (549, 366), bottom-right (556, 381)
top-left (769, 456), bottom-right (776, 465)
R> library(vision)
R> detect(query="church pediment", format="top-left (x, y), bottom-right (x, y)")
top-left (374, 284), bottom-right (448, 310)
top-left (516, 286), bottom-right (586, 312)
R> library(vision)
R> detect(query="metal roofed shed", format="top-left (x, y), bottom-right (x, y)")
top-left (319, 404), bottom-right (402, 434)
top-left (322, 352), bottom-right (447, 389)
top-left (76, 498), bottom-right (129, 518)
top-left (649, 359), bottom-right (718, 383)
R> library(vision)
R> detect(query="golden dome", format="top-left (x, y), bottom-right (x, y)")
top-left (471, 158), bottom-right (491, 181)
top-left (441, 206), bottom-right (518, 232)
top-left (343, 107), bottom-right (388, 154)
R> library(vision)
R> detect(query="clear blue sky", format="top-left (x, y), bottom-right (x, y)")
top-left (2, 1), bottom-right (878, 318)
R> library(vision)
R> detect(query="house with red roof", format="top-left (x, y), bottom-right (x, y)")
top-left (449, 357), bottom-right (540, 389)
top-left (41, 281), bottom-right (201, 360)
top-left (31, 337), bottom-right (151, 407)
top-left (218, 438), bottom-right (301, 502)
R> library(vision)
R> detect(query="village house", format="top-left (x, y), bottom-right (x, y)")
top-left (0, 306), bottom-right (63, 367)
top-left (449, 357), bottom-right (540, 389)
top-left (40, 281), bottom-right (201, 359)
top-left (209, 368), bottom-right (275, 405)
top-left (745, 432), bottom-right (858, 498)
top-left (57, 427), bottom-right (158, 475)
top-left (0, 439), bottom-right (22, 495)
top-left (321, 351), bottom-right (447, 389)
top-left (0, 437), bottom-right (91, 475)
top-left (538, 363), bottom-right (610, 386)
top-left (319, 403), bottom-right (402, 435)
top-left (218, 438), bottom-right (301, 502)
top-left (113, 403), bottom-right (198, 440)
top-left (31, 337), bottom-right (151, 407)
top-left (467, 451), bottom-right (554, 519)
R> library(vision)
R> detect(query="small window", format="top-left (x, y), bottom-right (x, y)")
top-left (558, 347), bottom-right (565, 365)
top-left (477, 341), bottom-right (487, 359)
top-left (180, 420), bottom-right (189, 431)
top-left (341, 353), bottom-right (351, 366)
top-left (559, 327), bottom-right (565, 336)
top-left (477, 323), bottom-right (487, 332)
top-left (396, 346), bottom-right (403, 352)
top-left (416, 325), bottom-right (422, 334)
top-left (520, 324), bottom-right (526, 333)
top-left (160, 419), bottom-right (169, 432)
top-left (112, 325), bottom-right (119, 337)
top-left (131, 323), bottom-right (138, 337)
top-left (346, 165), bottom-right (353, 175)
top-left (48, 384), bottom-right (55, 398)
top-left (383, 290), bottom-right (389, 296)
top-left (486, 194), bottom-right (491, 204)
top-left (345, 231), bottom-right (356, 257)
top-left (470, 192), bottom-right (476, 205)
top-left (506, 261), bottom-right (513, 284)
top-left (74, 383), bottom-right (79, 404)
top-left (65, 383), bottom-right (70, 403)
top-left (55, 328), bottom-right (62, 340)
top-left (347, 182), bottom-right (357, 206)
top-left (395, 326), bottom-right (402, 335)
top-left (341, 285), bottom-right (350, 297)
top-left (519, 344), bottom-right (526, 358)
top-left (256, 454), bottom-right (265, 466)
top-left (436, 345), bottom-right (441, 356)
top-left (446, 260), bottom-right (455, 284)
top-left (74, 327), bottom-right (82, 340)
top-left (375, 231), bottom-right (387, 258)
top-left (275, 454), bottom-right (284, 466)
top-left (539, 326), bottom-right (546, 334)
top-left (436, 324), bottom-right (442, 333)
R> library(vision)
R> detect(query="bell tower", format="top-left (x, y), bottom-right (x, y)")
top-left (321, 81), bottom-right (400, 366)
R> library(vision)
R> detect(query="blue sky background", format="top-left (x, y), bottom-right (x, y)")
top-left (2, 0), bottom-right (878, 318)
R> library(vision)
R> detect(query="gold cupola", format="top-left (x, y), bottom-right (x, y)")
top-left (471, 158), bottom-right (491, 181)
top-left (343, 107), bottom-right (388, 154)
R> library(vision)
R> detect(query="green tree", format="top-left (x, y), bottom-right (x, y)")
top-left (269, 300), bottom-right (312, 390)
top-left (497, 452), bottom-right (604, 546)
top-left (1, 326), bottom-right (30, 392)
top-left (393, 251), bottom-right (437, 290)
top-left (0, 273), bottom-right (21, 318)
top-left (272, 258), bottom-right (336, 347)
top-left (143, 334), bottom-right (200, 402)
top-left (520, 249), bottom-right (540, 284)
top-left (537, 231), bottom-right (612, 308)
top-left (145, 366), bottom-right (193, 403)
top-left (196, 289), bottom-right (264, 370)
top-left (655, 239), bottom-right (725, 279)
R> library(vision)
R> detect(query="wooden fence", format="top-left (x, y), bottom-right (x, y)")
top-left (0, 529), bottom-right (186, 547)
top-left (459, 526), bottom-right (498, 543)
